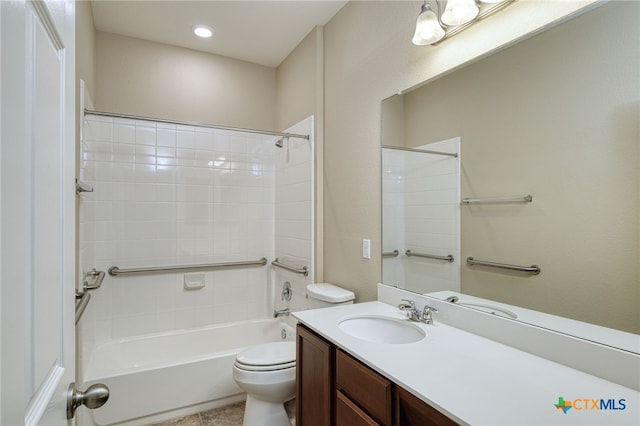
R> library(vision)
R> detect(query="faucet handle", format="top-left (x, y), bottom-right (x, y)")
top-left (398, 299), bottom-right (416, 319)
top-left (422, 304), bottom-right (438, 314)
top-left (421, 304), bottom-right (438, 324)
top-left (399, 299), bottom-right (415, 309)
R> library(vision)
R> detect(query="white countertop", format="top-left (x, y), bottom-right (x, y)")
top-left (293, 301), bottom-right (640, 426)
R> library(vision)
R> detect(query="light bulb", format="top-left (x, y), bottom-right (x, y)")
top-left (192, 25), bottom-right (214, 38)
top-left (412, 3), bottom-right (445, 45)
top-left (441, 0), bottom-right (479, 26)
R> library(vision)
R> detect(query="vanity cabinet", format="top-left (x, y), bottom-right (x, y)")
top-left (296, 323), bottom-right (335, 426)
top-left (336, 348), bottom-right (393, 425)
top-left (296, 324), bottom-right (458, 426)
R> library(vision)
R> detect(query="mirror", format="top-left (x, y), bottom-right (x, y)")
top-left (381, 1), bottom-right (639, 353)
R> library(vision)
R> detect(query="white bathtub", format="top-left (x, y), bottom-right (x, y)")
top-left (82, 318), bottom-right (295, 425)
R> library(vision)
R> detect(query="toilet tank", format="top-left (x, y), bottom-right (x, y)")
top-left (306, 283), bottom-right (355, 309)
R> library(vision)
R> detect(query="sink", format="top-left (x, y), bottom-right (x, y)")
top-left (338, 315), bottom-right (426, 344)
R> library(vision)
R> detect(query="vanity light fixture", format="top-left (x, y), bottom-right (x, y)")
top-left (412, 2), bottom-right (446, 45)
top-left (441, 0), bottom-right (479, 26)
top-left (412, 0), bottom-right (515, 46)
top-left (192, 24), bottom-right (214, 38)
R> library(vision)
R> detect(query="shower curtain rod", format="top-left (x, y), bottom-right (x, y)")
top-left (382, 144), bottom-right (458, 158)
top-left (84, 109), bottom-right (310, 140)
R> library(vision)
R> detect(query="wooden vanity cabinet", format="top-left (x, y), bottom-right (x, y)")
top-left (336, 349), bottom-right (393, 425)
top-left (296, 324), bottom-right (459, 426)
top-left (296, 324), bottom-right (334, 426)
top-left (395, 386), bottom-right (457, 426)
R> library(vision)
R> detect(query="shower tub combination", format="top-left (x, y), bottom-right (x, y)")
top-left (82, 318), bottom-right (295, 425)
top-left (79, 110), bottom-right (314, 425)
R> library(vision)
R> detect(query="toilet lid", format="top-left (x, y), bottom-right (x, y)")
top-left (235, 341), bottom-right (296, 368)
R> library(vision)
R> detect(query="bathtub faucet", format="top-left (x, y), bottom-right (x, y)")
top-left (273, 308), bottom-right (290, 318)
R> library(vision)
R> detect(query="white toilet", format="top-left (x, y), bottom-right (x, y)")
top-left (232, 283), bottom-right (355, 426)
top-left (306, 283), bottom-right (355, 309)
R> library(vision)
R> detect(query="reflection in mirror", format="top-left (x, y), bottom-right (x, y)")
top-left (382, 140), bottom-right (460, 294)
top-left (381, 1), bottom-right (639, 353)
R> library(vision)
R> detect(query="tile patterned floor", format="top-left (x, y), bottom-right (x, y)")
top-left (150, 402), bottom-right (244, 426)
top-left (150, 400), bottom-right (296, 426)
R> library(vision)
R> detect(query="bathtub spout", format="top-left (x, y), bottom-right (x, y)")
top-left (274, 308), bottom-right (290, 318)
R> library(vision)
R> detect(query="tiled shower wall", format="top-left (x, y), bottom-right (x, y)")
top-left (382, 149), bottom-right (405, 286)
top-left (79, 114), bottom-right (280, 345)
top-left (273, 117), bottom-right (314, 314)
top-left (382, 138), bottom-right (460, 294)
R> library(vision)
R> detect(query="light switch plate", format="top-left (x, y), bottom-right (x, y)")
top-left (362, 238), bottom-right (371, 259)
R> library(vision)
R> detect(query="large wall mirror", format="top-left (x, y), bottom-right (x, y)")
top-left (381, 1), bottom-right (639, 353)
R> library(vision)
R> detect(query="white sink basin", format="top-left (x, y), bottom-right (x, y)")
top-left (338, 315), bottom-right (426, 344)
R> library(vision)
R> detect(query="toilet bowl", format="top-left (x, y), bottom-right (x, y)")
top-left (233, 283), bottom-right (354, 425)
top-left (232, 341), bottom-right (296, 426)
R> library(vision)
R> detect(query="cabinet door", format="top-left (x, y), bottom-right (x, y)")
top-left (396, 386), bottom-right (459, 426)
top-left (297, 324), bottom-right (334, 426)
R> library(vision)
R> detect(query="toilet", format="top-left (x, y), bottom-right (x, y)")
top-left (232, 283), bottom-right (355, 426)
top-left (306, 283), bottom-right (355, 309)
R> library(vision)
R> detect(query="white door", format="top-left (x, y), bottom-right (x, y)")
top-left (1, 0), bottom-right (77, 424)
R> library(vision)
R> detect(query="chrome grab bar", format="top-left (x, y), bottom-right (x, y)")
top-left (466, 257), bottom-right (541, 275)
top-left (75, 291), bottom-right (91, 325)
top-left (382, 250), bottom-right (399, 258)
top-left (75, 268), bottom-right (106, 325)
top-left (462, 194), bottom-right (533, 204)
top-left (271, 258), bottom-right (309, 276)
top-left (75, 178), bottom-right (94, 194)
top-left (405, 250), bottom-right (454, 263)
top-left (108, 257), bottom-right (268, 276)
top-left (82, 269), bottom-right (105, 290)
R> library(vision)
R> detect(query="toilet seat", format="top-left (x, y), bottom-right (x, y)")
top-left (234, 341), bottom-right (296, 372)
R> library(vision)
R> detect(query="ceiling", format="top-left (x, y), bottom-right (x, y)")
top-left (90, 0), bottom-right (348, 68)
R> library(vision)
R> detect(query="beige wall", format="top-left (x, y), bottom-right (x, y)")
top-left (401, 2), bottom-right (638, 333)
top-left (78, 0), bottom-right (623, 327)
top-left (321, 0), bottom-right (599, 302)
top-left (76, 0), bottom-right (96, 102)
top-left (276, 27), bottom-right (318, 131)
top-left (276, 26), bottom-right (326, 282)
top-left (95, 32), bottom-right (277, 130)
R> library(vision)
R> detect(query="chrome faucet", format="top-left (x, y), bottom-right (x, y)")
top-left (420, 304), bottom-right (437, 325)
top-left (398, 299), bottom-right (438, 324)
top-left (398, 299), bottom-right (420, 321)
top-left (274, 308), bottom-right (290, 318)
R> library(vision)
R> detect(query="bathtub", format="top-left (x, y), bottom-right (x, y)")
top-left (82, 318), bottom-right (295, 425)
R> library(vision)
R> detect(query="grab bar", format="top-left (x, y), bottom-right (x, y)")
top-left (466, 257), bottom-right (541, 275)
top-left (405, 250), bottom-right (454, 263)
top-left (75, 291), bottom-right (91, 325)
top-left (82, 269), bottom-right (105, 290)
top-left (462, 194), bottom-right (533, 204)
top-left (382, 250), bottom-right (399, 258)
top-left (108, 257), bottom-right (268, 276)
top-left (272, 258), bottom-right (309, 276)
top-left (75, 178), bottom-right (94, 194)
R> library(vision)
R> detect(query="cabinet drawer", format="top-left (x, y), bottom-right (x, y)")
top-left (335, 349), bottom-right (392, 425)
top-left (336, 391), bottom-right (379, 426)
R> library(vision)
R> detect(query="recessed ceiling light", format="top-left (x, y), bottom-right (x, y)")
top-left (192, 25), bottom-right (214, 38)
